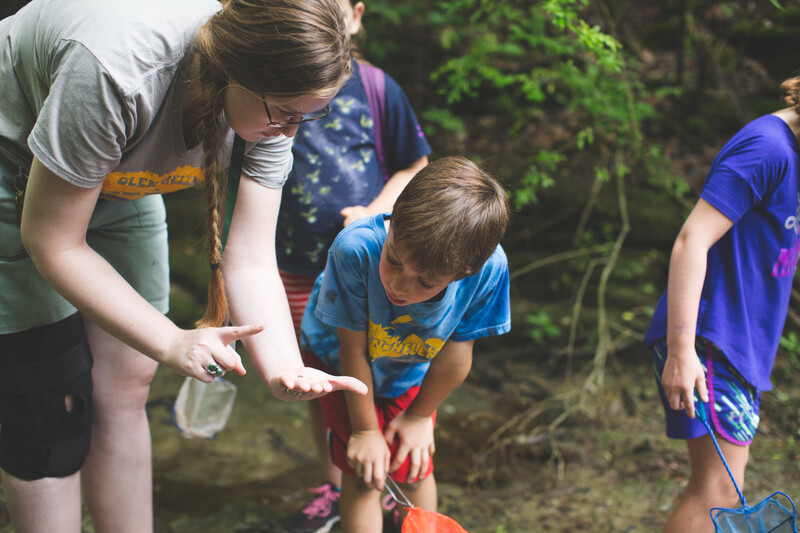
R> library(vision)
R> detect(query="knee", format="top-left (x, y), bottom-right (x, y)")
top-left (342, 473), bottom-right (380, 498)
top-left (89, 353), bottom-right (157, 415)
top-left (0, 336), bottom-right (93, 480)
top-left (396, 477), bottom-right (427, 492)
top-left (93, 374), bottom-right (152, 414)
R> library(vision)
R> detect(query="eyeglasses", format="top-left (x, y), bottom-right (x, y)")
top-left (262, 97), bottom-right (331, 127)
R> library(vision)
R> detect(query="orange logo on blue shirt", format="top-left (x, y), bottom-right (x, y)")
top-left (368, 316), bottom-right (444, 361)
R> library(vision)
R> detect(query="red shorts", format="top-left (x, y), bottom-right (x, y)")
top-left (278, 269), bottom-right (316, 344)
top-left (304, 350), bottom-right (436, 483)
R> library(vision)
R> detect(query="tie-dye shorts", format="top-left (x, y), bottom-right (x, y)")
top-left (651, 337), bottom-right (760, 445)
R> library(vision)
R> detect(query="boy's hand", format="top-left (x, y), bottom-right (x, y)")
top-left (662, 347), bottom-right (709, 418)
top-left (384, 411), bottom-right (435, 483)
top-left (347, 429), bottom-right (391, 491)
top-left (270, 368), bottom-right (368, 401)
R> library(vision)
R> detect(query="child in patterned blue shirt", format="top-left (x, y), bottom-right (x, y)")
top-left (299, 156), bottom-right (511, 533)
top-left (282, 2), bottom-right (430, 531)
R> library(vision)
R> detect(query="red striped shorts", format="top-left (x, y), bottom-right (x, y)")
top-left (278, 269), bottom-right (317, 342)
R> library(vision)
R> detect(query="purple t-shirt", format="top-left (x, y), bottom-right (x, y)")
top-left (645, 114), bottom-right (800, 391)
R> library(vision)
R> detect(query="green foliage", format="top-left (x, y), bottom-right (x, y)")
top-left (773, 330), bottom-right (800, 384)
top-left (645, 144), bottom-right (691, 201)
top-left (514, 150), bottom-right (562, 208)
top-left (360, 1), bottom-right (782, 391)
top-left (411, 2), bottom-right (700, 375)
top-left (422, 0), bottom-right (670, 209)
top-left (419, 106), bottom-right (466, 135)
top-left (779, 331), bottom-right (800, 368)
top-left (525, 310), bottom-right (562, 345)
top-left (359, 0), bottom-right (454, 64)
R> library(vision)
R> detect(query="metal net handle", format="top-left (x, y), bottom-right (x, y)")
top-left (385, 475), bottom-right (415, 509)
top-left (697, 401), bottom-right (748, 508)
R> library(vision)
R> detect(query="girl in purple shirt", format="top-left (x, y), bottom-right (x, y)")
top-left (645, 76), bottom-right (800, 532)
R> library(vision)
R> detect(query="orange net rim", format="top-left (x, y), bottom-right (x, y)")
top-left (402, 506), bottom-right (469, 533)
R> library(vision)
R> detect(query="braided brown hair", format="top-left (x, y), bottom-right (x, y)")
top-left (193, 0), bottom-right (352, 327)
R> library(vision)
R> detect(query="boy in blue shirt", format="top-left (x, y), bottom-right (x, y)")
top-left (281, 2), bottom-right (431, 527)
top-left (299, 156), bottom-right (511, 532)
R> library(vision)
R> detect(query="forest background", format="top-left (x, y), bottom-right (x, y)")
top-left (1, 1), bottom-right (800, 532)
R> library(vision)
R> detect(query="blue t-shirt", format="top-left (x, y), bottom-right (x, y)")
top-left (645, 114), bottom-right (800, 391)
top-left (300, 214), bottom-right (511, 398)
top-left (276, 60), bottom-right (432, 276)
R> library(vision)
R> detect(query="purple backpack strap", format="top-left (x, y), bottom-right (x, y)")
top-left (358, 61), bottom-right (390, 182)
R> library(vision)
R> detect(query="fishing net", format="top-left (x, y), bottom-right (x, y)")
top-left (402, 506), bottom-right (469, 533)
top-left (384, 477), bottom-right (468, 533)
top-left (696, 401), bottom-right (797, 533)
top-left (711, 494), bottom-right (797, 533)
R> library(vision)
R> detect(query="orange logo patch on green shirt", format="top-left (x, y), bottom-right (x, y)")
top-left (100, 165), bottom-right (204, 200)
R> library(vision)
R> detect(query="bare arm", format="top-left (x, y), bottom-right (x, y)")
top-left (338, 327), bottom-right (390, 489)
top-left (340, 155), bottom-right (428, 226)
top-left (405, 339), bottom-right (473, 418)
top-left (664, 198), bottom-right (733, 417)
top-left (384, 338), bottom-right (474, 480)
top-left (20, 157), bottom-right (253, 380)
top-left (222, 176), bottom-right (367, 398)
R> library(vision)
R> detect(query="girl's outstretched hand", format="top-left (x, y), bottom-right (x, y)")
top-left (662, 348), bottom-right (709, 418)
top-left (164, 324), bottom-right (264, 382)
top-left (271, 367), bottom-right (368, 401)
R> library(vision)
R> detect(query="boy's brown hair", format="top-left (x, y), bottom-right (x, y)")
top-left (391, 156), bottom-right (510, 280)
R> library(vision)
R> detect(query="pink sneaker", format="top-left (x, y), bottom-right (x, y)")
top-left (288, 482), bottom-right (341, 533)
top-left (381, 491), bottom-right (402, 532)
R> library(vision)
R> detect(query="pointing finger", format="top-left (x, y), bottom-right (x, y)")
top-left (220, 324), bottom-right (265, 345)
top-left (227, 343), bottom-right (246, 375)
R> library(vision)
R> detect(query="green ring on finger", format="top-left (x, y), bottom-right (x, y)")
top-left (205, 362), bottom-right (224, 377)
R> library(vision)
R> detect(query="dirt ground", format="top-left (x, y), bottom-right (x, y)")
top-left (2, 334), bottom-right (796, 533)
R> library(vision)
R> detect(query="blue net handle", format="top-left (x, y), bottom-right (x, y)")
top-left (696, 400), bottom-right (749, 509)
